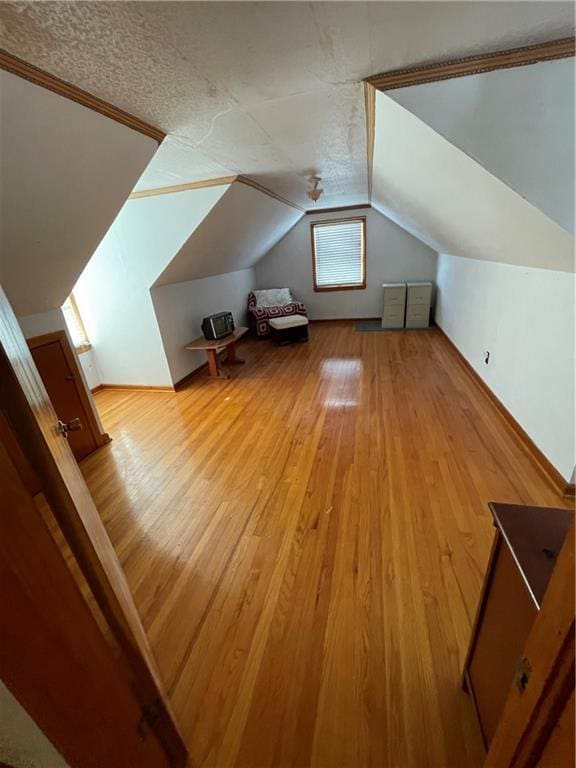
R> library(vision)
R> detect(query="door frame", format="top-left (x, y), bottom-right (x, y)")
top-left (0, 437), bottom-right (172, 768)
top-left (27, 330), bottom-right (110, 450)
top-left (1, 287), bottom-right (187, 766)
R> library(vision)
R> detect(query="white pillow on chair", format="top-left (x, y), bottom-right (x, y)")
top-left (253, 288), bottom-right (293, 308)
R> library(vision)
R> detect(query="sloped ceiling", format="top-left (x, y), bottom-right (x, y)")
top-left (154, 182), bottom-right (303, 286)
top-left (388, 57), bottom-right (575, 234)
top-left (79, 184), bottom-right (231, 294)
top-left (372, 92), bottom-right (575, 273)
top-left (1, 1), bottom-right (574, 207)
top-left (0, 70), bottom-right (158, 316)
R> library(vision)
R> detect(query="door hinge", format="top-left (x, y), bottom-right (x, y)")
top-left (137, 698), bottom-right (162, 739)
top-left (515, 656), bottom-right (532, 693)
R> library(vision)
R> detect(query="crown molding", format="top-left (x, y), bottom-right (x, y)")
top-left (129, 175), bottom-right (306, 211)
top-left (306, 204), bottom-right (371, 216)
top-left (0, 48), bottom-right (166, 142)
top-left (236, 176), bottom-right (305, 212)
top-left (129, 176), bottom-right (237, 200)
top-left (365, 37), bottom-right (575, 91)
top-left (363, 82), bottom-right (376, 202)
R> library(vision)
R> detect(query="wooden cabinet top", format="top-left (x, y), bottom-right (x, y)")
top-left (489, 503), bottom-right (573, 609)
top-left (185, 326), bottom-right (248, 351)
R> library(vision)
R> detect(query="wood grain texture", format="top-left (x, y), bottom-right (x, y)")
top-left (484, 520), bottom-right (574, 767)
top-left (365, 37), bottom-right (576, 91)
top-left (436, 326), bottom-right (574, 497)
top-left (363, 82), bottom-right (376, 200)
top-left (27, 330), bottom-right (110, 456)
top-left (236, 176), bottom-right (306, 212)
top-left (0, 286), bottom-right (187, 766)
top-left (128, 176), bottom-right (238, 200)
top-left (306, 204), bottom-right (371, 216)
top-left (80, 323), bottom-right (571, 768)
top-left (0, 441), bottom-right (171, 768)
top-left (0, 48), bottom-right (165, 142)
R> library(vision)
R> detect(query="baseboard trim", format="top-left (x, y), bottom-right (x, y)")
top-left (435, 326), bottom-right (573, 498)
top-left (174, 362), bottom-right (209, 391)
top-left (309, 317), bottom-right (380, 323)
top-left (92, 383), bottom-right (175, 393)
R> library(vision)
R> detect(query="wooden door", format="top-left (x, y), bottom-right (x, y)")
top-left (0, 438), bottom-right (170, 768)
top-left (29, 334), bottom-right (98, 461)
top-left (0, 286), bottom-right (187, 767)
top-left (484, 519), bottom-right (574, 767)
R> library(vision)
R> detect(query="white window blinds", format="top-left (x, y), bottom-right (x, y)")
top-left (62, 294), bottom-right (90, 351)
top-left (312, 218), bottom-right (366, 290)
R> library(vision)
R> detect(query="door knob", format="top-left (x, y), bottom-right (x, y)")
top-left (57, 418), bottom-right (83, 437)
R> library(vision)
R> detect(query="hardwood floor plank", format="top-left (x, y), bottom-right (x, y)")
top-left (76, 324), bottom-right (571, 768)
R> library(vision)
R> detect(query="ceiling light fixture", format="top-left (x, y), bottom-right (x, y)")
top-left (307, 175), bottom-right (324, 203)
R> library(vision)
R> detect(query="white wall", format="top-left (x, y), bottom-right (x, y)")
top-left (155, 182), bottom-right (303, 286)
top-left (390, 58), bottom-right (575, 234)
top-left (372, 92), bottom-right (574, 273)
top-left (0, 71), bottom-right (158, 316)
top-left (74, 185), bottom-right (228, 387)
top-left (255, 207), bottom-right (436, 319)
top-left (152, 268), bottom-right (256, 384)
top-left (77, 349), bottom-right (102, 391)
top-left (17, 308), bottom-right (68, 339)
top-left (435, 253), bottom-right (575, 482)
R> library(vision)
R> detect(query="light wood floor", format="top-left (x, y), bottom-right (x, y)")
top-left (82, 323), bottom-right (568, 768)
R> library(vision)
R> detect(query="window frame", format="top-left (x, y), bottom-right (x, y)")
top-left (62, 293), bottom-right (92, 355)
top-left (310, 216), bottom-right (367, 292)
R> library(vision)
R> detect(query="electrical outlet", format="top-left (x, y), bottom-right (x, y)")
top-left (484, 351), bottom-right (490, 365)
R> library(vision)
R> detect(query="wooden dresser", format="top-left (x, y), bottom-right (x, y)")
top-left (463, 503), bottom-right (573, 748)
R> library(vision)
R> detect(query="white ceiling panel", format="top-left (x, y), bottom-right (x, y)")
top-left (134, 135), bottom-right (232, 191)
top-left (372, 92), bottom-right (574, 272)
top-left (1, 1), bottom-right (573, 208)
top-left (388, 58), bottom-right (576, 234)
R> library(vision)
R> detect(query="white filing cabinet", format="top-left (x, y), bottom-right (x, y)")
top-left (382, 283), bottom-right (407, 329)
top-left (405, 281), bottom-right (432, 328)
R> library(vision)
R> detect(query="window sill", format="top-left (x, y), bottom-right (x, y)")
top-left (76, 343), bottom-right (92, 355)
top-left (314, 283), bottom-right (366, 293)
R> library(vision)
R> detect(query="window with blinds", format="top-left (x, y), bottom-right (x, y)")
top-left (311, 217), bottom-right (366, 291)
top-left (62, 294), bottom-right (91, 353)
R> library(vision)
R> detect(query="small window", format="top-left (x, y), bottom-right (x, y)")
top-left (311, 217), bottom-right (366, 292)
top-left (62, 294), bottom-right (91, 354)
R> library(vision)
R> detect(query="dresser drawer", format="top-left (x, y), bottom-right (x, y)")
top-left (405, 304), bottom-right (429, 329)
top-left (383, 284), bottom-right (406, 306)
top-left (381, 304), bottom-right (404, 329)
top-left (407, 282), bottom-right (432, 306)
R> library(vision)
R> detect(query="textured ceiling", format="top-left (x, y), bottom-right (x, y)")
top-left (1, 2), bottom-right (574, 207)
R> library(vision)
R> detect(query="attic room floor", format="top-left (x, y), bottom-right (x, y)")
top-left (82, 322), bottom-right (568, 768)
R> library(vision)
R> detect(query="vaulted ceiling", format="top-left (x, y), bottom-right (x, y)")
top-left (388, 57), bottom-right (575, 234)
top-left (371, 92), bottom-right (575, 273)
top-left (0, 69), bottom-right (157, 316)
top-left (1, 1), bottom-right (574, 208)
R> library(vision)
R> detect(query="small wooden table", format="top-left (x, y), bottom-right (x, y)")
top-left (185, 326), bottom-right (248, 380)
